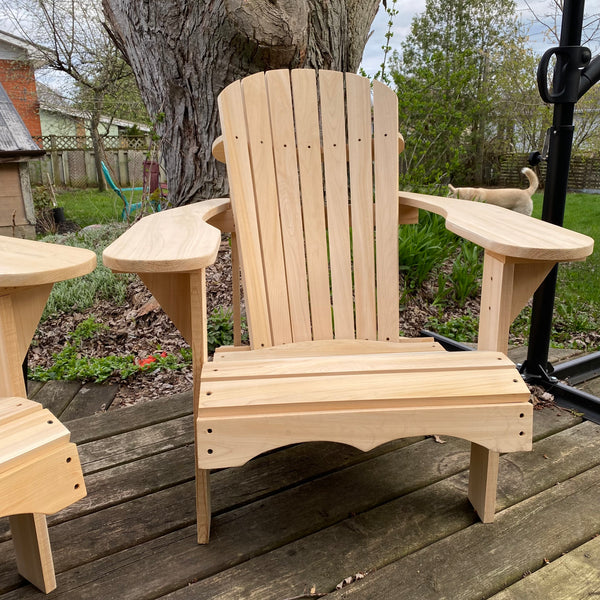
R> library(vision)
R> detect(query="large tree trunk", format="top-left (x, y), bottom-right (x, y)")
top-left (102, 0), bottom-right (380, 204)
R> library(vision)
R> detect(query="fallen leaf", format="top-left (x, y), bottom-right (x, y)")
top-left (335, 573), bottom-right (366, 590)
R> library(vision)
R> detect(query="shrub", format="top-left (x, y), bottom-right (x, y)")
top-left (29, 317), bottom-right (191, 383)
top-left (40, 224), bottom-right (133, 319)
top-left (399, 212), bottom-right (457, 292)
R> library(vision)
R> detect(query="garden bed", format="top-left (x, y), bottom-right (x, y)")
top-left (28, 193), bottom-right (600, 410)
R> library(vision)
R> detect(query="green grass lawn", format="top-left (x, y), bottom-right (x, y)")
top-left (532, 191), bottom-right (599, 309)
top-left (55, 188), bottom-right (145, 227)
top-left (531, 191), bottom-right (600, 348)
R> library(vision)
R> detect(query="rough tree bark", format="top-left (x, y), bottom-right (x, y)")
top-left (102, 0), bottom-right (380, 204)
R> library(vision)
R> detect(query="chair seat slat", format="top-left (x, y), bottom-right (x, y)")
top-left (199, 366), bottom-right (528, 412)
top-left (204, 349), bottom-right (515, 380)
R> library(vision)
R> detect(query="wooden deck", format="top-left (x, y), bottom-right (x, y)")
top-left (1, 373), bottom-right (600, 598)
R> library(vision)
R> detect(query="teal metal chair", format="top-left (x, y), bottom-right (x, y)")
top-left (100, 161), bottom-right (144, 220)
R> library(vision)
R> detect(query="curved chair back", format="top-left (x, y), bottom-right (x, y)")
top-left (218, 70), bottom-right (402, 348)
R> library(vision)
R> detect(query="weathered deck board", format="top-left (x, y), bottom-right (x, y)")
top-left (490, 535), bottom-right (600, 600)
top-left (59, 383), bottom-right (119, 421)
top-left (0, 385), bottom-right (597, 599)
top-left (27, 380), bottom-right (81, 418)
top-left (327, 464), bottom-right (600, 599)
top-left (25, 381), bottom-right (43, 399)
top-left (67, 390), bottom-right (193, 444)
top-left (145, 421), bottom-right (600, 600)
top-left (76, 413), bottom-right (195, 473)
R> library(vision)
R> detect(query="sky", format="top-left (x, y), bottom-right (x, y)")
top-left (361, 0), bottom-right (600, 76)
top-left (2, 0), bottom-right (600, 90)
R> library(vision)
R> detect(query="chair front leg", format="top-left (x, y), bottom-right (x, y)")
top-left (139, 270), bottom-right (211, 542)
top-left (469, 251), bottom-right (554, 522)
top-left (467, 443), bottom-right (500, 523)
top-left (478, 251), bottom-right (554, 354)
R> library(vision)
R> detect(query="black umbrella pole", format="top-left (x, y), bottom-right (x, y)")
top-left (523, 110), bottom-right (575, 380)
top-left (521, 0), bottom-right (584, 381)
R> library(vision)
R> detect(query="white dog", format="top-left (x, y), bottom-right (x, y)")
top-left (448, 167), bottom-right (538, 216)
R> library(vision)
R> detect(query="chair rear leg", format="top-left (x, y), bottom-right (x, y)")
top-left (468, 443), bottom-right (500, 523)
top-left (9, 513), bottom-right (56, 593)
top-left (196, 467), bottom-right (211, 543)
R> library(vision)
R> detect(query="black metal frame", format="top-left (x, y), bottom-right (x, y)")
top-left (551, 352), bottom-right (600, 384)
top-left (516, 0), bottom-right (600, 423)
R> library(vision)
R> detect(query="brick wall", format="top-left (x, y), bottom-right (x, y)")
top-left (0, 59), bottom-right (42, 137)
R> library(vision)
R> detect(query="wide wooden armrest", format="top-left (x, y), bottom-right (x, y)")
top-left (399, 191), bottom-right (593, 262)
top-left (103, 198), bottom-right (231, 274)
top-left (0, 236), bottom-right (96, 287)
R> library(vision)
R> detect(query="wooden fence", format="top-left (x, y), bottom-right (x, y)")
top-left (28, 135), bottom-right (152, 189)
top-left (496, 153), bottom-right (600, 191)
top-left (26, 136), bottom-right (600, 193)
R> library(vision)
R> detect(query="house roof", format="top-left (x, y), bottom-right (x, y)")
top-left (36, 82), bottom-right (150, 132)
top-left (0, 30), bottom-right (47, 67)
top-left (0, 82), bottom-right (44, 159)
top-left (39, 101), bottom-right (151, 133)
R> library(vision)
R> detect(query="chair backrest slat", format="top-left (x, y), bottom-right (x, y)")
top-left (266, 70), bottom-right (312, 343)
top-left (218, 80), bottom-right (272, 348)
top-left (218, 70), bottom-right (401, 348)
top-left (319, 70), bottom-right (355, 339)
top-left (291, 70), bottom-right (334, 341)
top-left (373, 80), bottom-right (400, 342)
top-left (347, 73), bottom-right (377, 340)
top-left (242, 73), bottom-right (293, 345)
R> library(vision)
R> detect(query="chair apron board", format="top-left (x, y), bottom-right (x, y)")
top-left (198, 346), bottom-right (532, 469)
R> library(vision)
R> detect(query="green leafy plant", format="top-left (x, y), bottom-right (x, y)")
top-left (206, 306), bottom-right (247, 354)
top-left (29, 317), bottom-right (191, 383)
top-left (399, 212), bottom-right (457, 292)
top-left (426, 313), bottom-right (479, 343)
top-left (450, 242), bottom-right (482, 305)
top-left (67, 316), bottom-right (108, 343)
top-left (32, 185), bottom-right (59, 233)
top-left (41, 225), bottom-right (133, 319)
top-left (374, 0), bottom-right (399, 84)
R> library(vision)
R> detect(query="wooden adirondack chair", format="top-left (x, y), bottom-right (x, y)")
top-left (103, 69), bottom-right (593, 545)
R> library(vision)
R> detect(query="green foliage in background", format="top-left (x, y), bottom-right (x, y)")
top-left (399, 212), bottom-right (458, 292)
top-left (55, 188), bottom-right (144, 227)
top-left (40, 224), bottom-right (133, 319)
